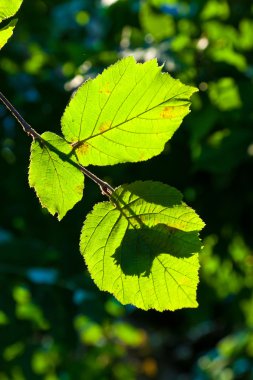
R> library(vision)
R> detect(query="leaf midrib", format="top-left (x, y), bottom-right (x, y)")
top-left (73, 92), bottom-right (190, 147)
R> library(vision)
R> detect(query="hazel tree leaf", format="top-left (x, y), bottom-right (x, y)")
top-left (0, 19), bottom-right (17, 49)
top-left (0, 0), bottom-right (22, 49)
top-left (29, 132), bottom-right (84, 220)
top-left (80, 181), bottom-right (205, 311)
top-left (0, 0), bottom-right (22, 22)
top-left (61, 56), bottom-right (197, 166)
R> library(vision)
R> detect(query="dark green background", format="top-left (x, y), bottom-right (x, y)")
top-left (0, 0), bottom-right (253, 379)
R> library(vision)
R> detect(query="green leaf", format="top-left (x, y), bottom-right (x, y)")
top-left (140, 2), bottom-right (175, 41)
top-left (208, 78), bottom-right (242, 111)
top-left (61, 56), bottom-right (197, 166)
top-left (0, 0), bottom-right (23, 22)
top-left (80, 181), bottom-right (205, 311)
top-left (0, 0), bottom-right (22, 49)
top-left (0, 19), bottom-right (17, 49)
top-left (29, 132), bottom-right (84, 220)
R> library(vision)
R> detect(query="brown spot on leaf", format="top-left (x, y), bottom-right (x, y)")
top-left (76, 142), bottom-right (89, 155)
top-left (75, 184), bottom-right (84, 194)
top-left (139, 151), bottom-right (146, 161)
top-left (160, 105), bottom-right (185, 119)
top-left (99, 82), bottom-right (111, 95)
top-left (160, 106), bottom-right (175, 119)
top-left (99, 121), bottom-right (112, 133)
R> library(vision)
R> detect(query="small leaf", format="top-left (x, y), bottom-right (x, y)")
top-left (29, 132), bottom-right (84, 220)
top-left (80, 181), bottom-right (205, 311)
top-left (61, 56), bottom-right (197, 166)
top-left (0, 0), bottom-right (22, 23)
top-left (0, 19), bottom-right (17, 49)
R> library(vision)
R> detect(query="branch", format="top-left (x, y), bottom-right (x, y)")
top-left (79, 164), bottom-right (114, 196)
top-left (0, 91), bottom-right (41, 140)
top-left (0, 90), bottom-right (114, 197)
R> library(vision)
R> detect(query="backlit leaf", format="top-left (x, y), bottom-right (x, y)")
top-left (0, 0), bottom-right (22, 49)
top-left (0, 19), bottom-right (17, 49)
top-left (29, 132), bottom-right (84, 220)
top-left (80, 181), bottom-right (205, 311)
top-left (0, 0), bottom-right (22, 23)
top-left (61, 56), bottom-right (197, 166)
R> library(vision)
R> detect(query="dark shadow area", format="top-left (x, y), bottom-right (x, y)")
top-left (112, 223), bottom-right (202, 277)
top-left (118, 180), bottom-right (184, 208)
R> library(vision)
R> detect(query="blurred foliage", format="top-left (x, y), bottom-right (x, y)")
top-left (0, 0), bottom-right (253, 379)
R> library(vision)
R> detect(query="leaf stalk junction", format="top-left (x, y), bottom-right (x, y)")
top-left (0, 91), bottom-right (114, 197)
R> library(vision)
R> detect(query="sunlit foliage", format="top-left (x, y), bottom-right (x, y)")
top-left (0, 0), bottom-right (253, 378)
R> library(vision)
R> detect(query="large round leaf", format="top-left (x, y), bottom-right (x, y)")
top-left (80, 181), bottom-right (205, 311)
top-left (62, 57), bottom-right (197, 166)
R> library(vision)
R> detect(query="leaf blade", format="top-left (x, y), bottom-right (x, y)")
top-left (62, 57), bottom-right (197, 166)
top-left (0, 19), bottom-right (17, 49)
top-left (81, 181), bottom-right (204, 311)
top-left (0, 0), bottom-right (22, 22)
top-left (29, 132), bottom-right (84, 220)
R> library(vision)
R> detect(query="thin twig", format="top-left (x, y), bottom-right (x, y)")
top-left (0, 90), bottom-right (115, 197)
top-left (79, 165), bottom-right (114, 196)
top-left (0, 91), bottom-right (41, 140)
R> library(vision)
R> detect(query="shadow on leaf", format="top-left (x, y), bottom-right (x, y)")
top-left (112, 224), bottom-right (201, 277)
top-left (118, 181), bottom-right (183, 208)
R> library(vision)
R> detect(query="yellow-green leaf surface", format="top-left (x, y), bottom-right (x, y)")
top-left (80, 181), bottom-right (205, 311)
top-left (0, 0), bottom-right (22, 49)
top-left (61, 56), bottom-right (197, 166)
top-left (0, 19), bottom-right (17, 49)
top-left (29, 132), bottom-right (84, 220)
top-left (0, 0), bottom-right (22, 22)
